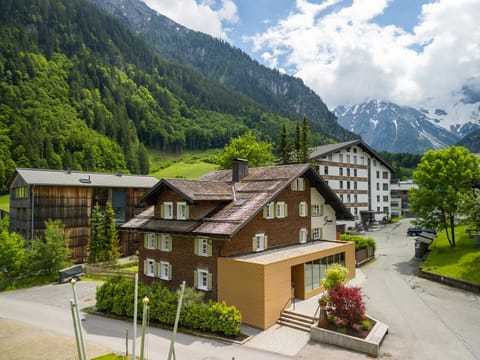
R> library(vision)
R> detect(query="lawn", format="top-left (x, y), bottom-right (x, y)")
top-left (423, 224), bottom-right (480, 285)
top-left (149, 149), bottom-right (220, 179)
top-left (0, 194), bottom-right (8, 212)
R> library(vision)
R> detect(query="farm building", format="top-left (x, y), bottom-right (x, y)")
top-left (8, 168), bottom-right (158, 262)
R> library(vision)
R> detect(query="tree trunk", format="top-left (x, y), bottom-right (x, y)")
top-left (449, 215), bottom-right (456, 248)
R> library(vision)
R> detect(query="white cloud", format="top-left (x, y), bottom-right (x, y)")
top-left (248, 0), bottom-right (480, 110)
top-left (142, 0), bottom-right (238, 40)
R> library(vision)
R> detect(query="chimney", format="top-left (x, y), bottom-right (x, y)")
top-left (232, 158), bottom-right (248, 183)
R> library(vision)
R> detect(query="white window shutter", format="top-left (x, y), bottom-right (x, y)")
top-left (207, 241), bottom-right (212, 257)
top-left (194, 237), bottom-right (199, 255)
top-left (185, 205), bottom-right (190, 219)
top-left (264, 235), bottom-right (268, 249)
top-left (160, 204), bottom-right (164, 218)
top-left (168, 264), bottom-right (172, 280)
top-left (263, 206), bottom-right (267, 218)
top-left (144, 234), bottom-right (148, 248)
top-left (157, 262), bottom-right (162, 278)
top-left (252, 236), bottom-right (257, 251)
top-left (168, 236), bottom-right (173, 251)
top-left (207, 273), bottom-right (212, 290)
top-left (143, 260), bottom-right (147, 275)
top-left (285, 203), bottom-right (288, 217)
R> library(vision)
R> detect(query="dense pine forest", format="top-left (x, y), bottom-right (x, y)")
top-left (0, 0), bottom-right (337, 192)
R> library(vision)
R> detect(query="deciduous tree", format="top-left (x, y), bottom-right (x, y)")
top-left (217, 131), bottom-right (275, 169)
top-left (410, 146), bottom-right (480, 247)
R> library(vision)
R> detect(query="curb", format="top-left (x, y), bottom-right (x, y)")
top-left (418, 270), bottom-right (480, 294)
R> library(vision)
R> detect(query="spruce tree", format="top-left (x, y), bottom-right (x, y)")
top-left (300, 116), bottom-right (312, 163)
top-left (277, 123), bottom-right (291, 165)
top-left (294, 122), bottom-right (301, 163)
top-left (103, 202), bottom-right (120, 261)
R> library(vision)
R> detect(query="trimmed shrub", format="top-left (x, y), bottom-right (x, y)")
top-left (322, 263), bottom-right (348, 291)
top-left (340, 234), bottom-right (376, 251)
top-left (95, 278), bottom-right (241, 336)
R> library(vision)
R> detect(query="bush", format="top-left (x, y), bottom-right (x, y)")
top-left (328, 285), bottom-right (365, 326)
top-left (340, 234), bottom-right (376, 251)
top-left (96, 277), bottom-right (241, 336)
top-left (322, 263), bottom-right (348, 291)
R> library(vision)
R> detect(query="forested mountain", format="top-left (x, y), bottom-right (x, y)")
top-left (0, 0), bottom-right (348, 192)
top-left (89, 0), bottom-right (358, 143)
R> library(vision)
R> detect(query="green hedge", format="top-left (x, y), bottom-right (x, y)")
top-left (96, 277), bottom-right (241, 336)
top-left (340, 234), bottom-right (376, 251)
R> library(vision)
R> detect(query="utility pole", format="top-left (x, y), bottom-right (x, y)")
top-left (71, 279), bottom-right (88, 360)
top-left (132, 272), bottom-right (138, 360)
top-left (168, 281), bottom-right (186, 360)
top-left (139, 296), bottom-right (149, 360)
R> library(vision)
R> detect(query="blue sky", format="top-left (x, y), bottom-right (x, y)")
top-left (142, 0), bottom-right (480, 126)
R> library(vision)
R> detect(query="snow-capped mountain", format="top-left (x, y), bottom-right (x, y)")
top-left (334, 100), bottom-right (464, 154)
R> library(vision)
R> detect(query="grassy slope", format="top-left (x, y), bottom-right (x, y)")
top-left (423, 224), bottom-right (480, 284)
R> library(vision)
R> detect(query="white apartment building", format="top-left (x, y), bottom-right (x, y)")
top-left (310, 140), bottom-right (394, 227)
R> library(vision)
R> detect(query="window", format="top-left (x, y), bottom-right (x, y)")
top-left (347, 168), bottom-right (351, 176)
top-left (346, 155), bottom-right (350, 163)
top-left (312, 204), bottom-right (323, 217)
top-left (162, 202), bottom-right (173, 219)
top-left (376, 183), bottom-right (380, 191)
top-left (276, 202), bottom-right (287, 218)
top-left (354, 194), bottom-right (358, 203)
top-left (263, 202), bottom-right (275, 219)
top-left (176, 202), bottom-right (188, 220)
top-left (383, 195), bottom-right (389, 202)
top-left (291, 177), bottom-right (305, 191)
top-left (347, 181), bottom-right (351, 189)
top-left (354, 181), bottom-right (358, 190)
top-left (144, 259), bottom-right (156, 277)
top-left (354, 169), bottom-right (358, 176)
top-left (339, 154), bottom-right (343, 163)
top-left (195, 269), bottom-right (211, 291)
top-left (383, 183), bottom-right (389, 191)
top-left (376, 171), bottom-right (380, 179)
top-left (339, 194), bottom-right (344, 201)
top-left (299, 228), bottom-right (308, 243)
top-left (377, 195), bottom-right (381, 202)
top-left (383, 171), bottom-right (389, 179)
top-left (253, 233), bottom-right (268, 251)
top-left (339, 181), bottom-right (344, 189)
top-left (145, 233), bottom-right (157, 249)
top-left (347, 194), bottom-right (351, 202)
top-left (299, 201), bottom-right (308, 217)
top-left (324, 166), bottom-right (328, 175)
top-left (360, 157), bottom-right (365, 165)
top-left (159, 261), bottom-right (171, 280)
top-left (383, 206), bottom-right (389, 213)
top-left (312, 227), bottom-right (321, 240)
top-left (339, 168), bottom-right (343, 176)
top-left (353, 156), bottom-right (357, 164)
top-left (196, 237), bottom-right (211, 257)
top-left (15, 187), bottom-right (27, 199)
top-left (159, 234), bottom-right (172, 252)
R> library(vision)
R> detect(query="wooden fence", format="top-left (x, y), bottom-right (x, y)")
top-left (85, 264), bottom-right (136, 280)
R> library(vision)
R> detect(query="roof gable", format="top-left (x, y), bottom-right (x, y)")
top-left (310, 140), bottom-right (395, 172)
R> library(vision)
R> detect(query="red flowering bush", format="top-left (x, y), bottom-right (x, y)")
top-left (328, 285), bottom-right (365, 326)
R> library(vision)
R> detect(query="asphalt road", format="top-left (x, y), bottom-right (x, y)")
top-left (1, 219), bottom-right (479, 359)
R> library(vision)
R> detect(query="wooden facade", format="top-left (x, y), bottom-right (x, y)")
top-left (123, 162), bottom-right (355, 329)
top-left (8, 169), bottom-right (158, 263)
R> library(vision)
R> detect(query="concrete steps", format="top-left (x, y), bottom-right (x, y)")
top-left (277, 310), bottom-right (317, 332)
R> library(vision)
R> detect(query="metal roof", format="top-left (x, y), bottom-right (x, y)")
top-left (8, 168), bottom-right (159, 189)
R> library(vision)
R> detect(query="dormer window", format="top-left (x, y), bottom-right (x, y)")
top-left (177, 202), bottom-right (188, 220)
top-left (162, 202), bottom-right (173, 219)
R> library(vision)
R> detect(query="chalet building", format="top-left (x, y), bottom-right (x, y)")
top-left (310, 140), bottom-right (394, 228)
top-left (8, 168), bottom-right (158, 262)
top-left (121, 160), bottom-right (355, 329)
top-left (390, 180), bottom-right (418, 218)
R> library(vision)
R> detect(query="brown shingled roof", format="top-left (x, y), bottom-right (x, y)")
top-left (127, 163), bottom-right (352, 238)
